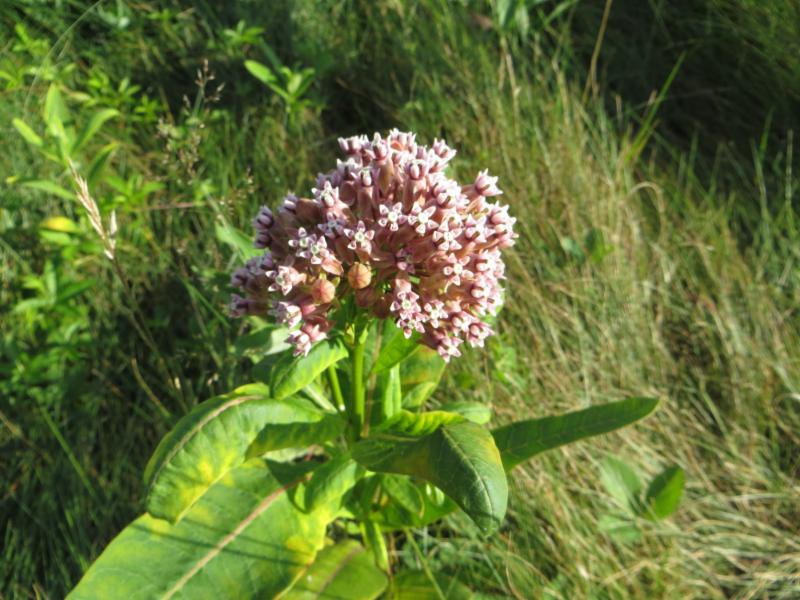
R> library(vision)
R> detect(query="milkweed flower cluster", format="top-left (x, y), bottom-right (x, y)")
top-left (230, 130), bottom-right (516, 360)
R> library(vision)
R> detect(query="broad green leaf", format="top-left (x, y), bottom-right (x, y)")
top-left (353, 413), bottom-right (508, 533)
top-left (370, 322), bottom-right (419, 374)
top-left (143, 383), bottom-right (344, 521)
top-left (382, 474), bottom-right (424, 517)
top-left (271, 339), bottom-right (348, 400)
top-left (400, 346), bottom-right (445, 386)
top-left (71, 108), bottom-right (119, 154)
top-left (245, 59), bottom-right (277, 85)
top-left (438, 401), bottom-right (492, 425)
top-left (360, 519), bottom-right (389, 572)
top-left (20, 179), bottom-right (75, 200)
top-left (282, 540), bottom-right (387, 600)
top-left (391, 570), bottom-right (473, 600)
top-left (492, 397), bottom-right (659, 471)
top-left (304, 453), bottom-right (365, 511)
top-left (69, 460), bottom-right (334, 600)
top-left (643, 465), bottom-right (684, 520)
top-left (600, 457), bottom-right (642, 512)
top-left (12, 118), bottom-right (43, 146)
top-left (373, 410), bottom-right (463, 438)
top-left (246, 405), bottom-right (343, 458)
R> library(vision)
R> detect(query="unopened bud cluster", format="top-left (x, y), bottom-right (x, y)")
top-left (230, 130), bottom-right (516, 359)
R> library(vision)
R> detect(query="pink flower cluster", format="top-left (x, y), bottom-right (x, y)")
top-left (230, 130), bottom-right (516, 360)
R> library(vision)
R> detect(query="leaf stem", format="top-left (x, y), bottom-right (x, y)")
top-left (327, 365), bottom-right (345, 411)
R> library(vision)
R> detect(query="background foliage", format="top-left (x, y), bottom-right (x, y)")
top-left (1, 0), bottom-right (798, 598)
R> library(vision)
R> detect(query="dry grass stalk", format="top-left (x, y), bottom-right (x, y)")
top-left (68, 160), bottom-right (116, 260)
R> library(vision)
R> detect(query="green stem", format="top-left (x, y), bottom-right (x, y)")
top-left (351, 323), bottom-right (368, 438)
top-left (328, 365), bottom-right (345, 411)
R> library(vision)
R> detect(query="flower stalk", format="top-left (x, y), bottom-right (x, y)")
top-left (351, 321), bottom-right (369, 438)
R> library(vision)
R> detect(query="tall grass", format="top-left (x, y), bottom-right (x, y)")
top-left (1, 1), bottom-right (798, 598)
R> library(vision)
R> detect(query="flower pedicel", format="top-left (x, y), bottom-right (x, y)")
top-left (230, 130), bottom-right (517, 360)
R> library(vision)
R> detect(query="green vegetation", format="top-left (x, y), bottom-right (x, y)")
top-left (2, 1), bottom-right (798, 598)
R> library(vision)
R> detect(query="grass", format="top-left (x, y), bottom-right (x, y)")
top-left (1, 1), bottom-right (799, 598)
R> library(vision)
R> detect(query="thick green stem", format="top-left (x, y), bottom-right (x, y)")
top-left (351, 324), bottom-right (369, 438)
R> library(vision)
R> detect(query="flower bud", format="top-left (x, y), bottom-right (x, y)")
top-left (378, 161), bottom-right (394, 194)
top-left (310, 278), bottom-right (336, 304)
top-left (348, 263), bottom-right (372, 289)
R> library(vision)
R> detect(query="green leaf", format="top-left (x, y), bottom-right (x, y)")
top-left (143, 383), bottom-right (344, 521)
top-left (400, 346), bottom-right (446, 387)
top-left (271, 339), bottom-right (348, 400)
top-left (643, 465), bottom-right (684, 520)
top-left (353, 413), bottom-right (508, 533)
top-left (304, 453), bottom-right (365, 511)
top-left (382, 474), bottom-right (424, 517)
top-left (402, 382), bottom-right (439, 410)
top-left (370, 322), bottom-right (419, 374)
top-left (12, 118), bottom-right (43, 147)
top-left (560, 236), bottom-right (585, 263)
top-left (372, 483), bottom-right (457, 530)
top-left (44, 83), bottom-right (69, 130)
top-left (233, 324), bottom-right (291, 358)
top-left (57, 279), bottom-right (97, 303)
top-left (86, 142), bottom-right (118, 188)
top-left (600, 457), bottom-right (642, 513)
top-left (244, 60), bottom-right (277, 85)
top-left (19, 179), bottom-right (75, 200)
top-left (214, 221), bottom-right (261, 260)
top-left (439, 402), bottom-right (492, 425)
top-left (391, 570), bottom-right (473, 600)
top-left (400, 346), bottom-right (445, 408)
top-left (68, 460), bottom-right (334, 600)
top-left (246, 405), bottom-right (344, 459)
top-left (40, 216), bottom-right (81, 233)
top-left (373, 410), bottom-right (463, 438)
top-left (492, 397), bottom-right (659, 471)
top-left (282, 540), bottom-right (387, 600)
top-left (71, 108), bottom-right (119, 154)
top-left (598, 514), bottom-right (642, 544)
top-left (299, 380), bottom-right (338, 413)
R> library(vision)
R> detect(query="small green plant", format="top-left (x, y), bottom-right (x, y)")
top-left (67, 132), bottom-right (657, 598)
top-left (598, 456), bottom-right (685, 544)
top-left (9, 82), bottom-right (119, 194)
top-left (559, 227), bottom-right (615, 266)
top-left (244, 50), bottom-right (320, 125)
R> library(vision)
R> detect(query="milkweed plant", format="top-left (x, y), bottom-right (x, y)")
top-left (70, 131), bottom-right (658, 599)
